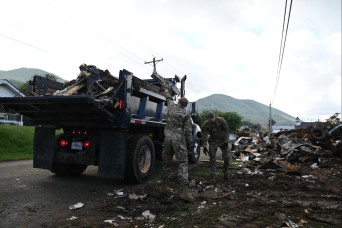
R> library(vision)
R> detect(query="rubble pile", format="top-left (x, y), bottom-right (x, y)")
top-left (232, 119), bottom-right (342, 173)
top-left (235, 127), bottom-right (253, 137)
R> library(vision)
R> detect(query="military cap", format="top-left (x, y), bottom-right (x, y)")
top-left (207, 111), bottom-right (215, 119)
top-left (178, 97), bottom-right (189, 108)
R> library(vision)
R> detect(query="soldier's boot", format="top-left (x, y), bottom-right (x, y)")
top-left (223, 160), bottom-right (229, 180)
top-left (209, 174), bottom-right (216, 185)
top-left (159, 184), bottom-right (172, 195)
top-left (179, 186), bottom-right (194, 202)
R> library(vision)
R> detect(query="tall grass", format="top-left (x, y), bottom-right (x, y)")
top-left (0, 125), bottom-right (35, 161)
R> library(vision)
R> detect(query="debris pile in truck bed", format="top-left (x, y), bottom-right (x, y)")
top-left (54, 64), bottom-right (119, 97)
top-left (54, 64), bottom-right (121, 106)
top-left (53, 64), bottom-right (168, 99)
top-left (30, 76), bottom-right (64, 96)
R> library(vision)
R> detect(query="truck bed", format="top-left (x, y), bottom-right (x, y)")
top-left (0, 95), bottom-right (116, 128)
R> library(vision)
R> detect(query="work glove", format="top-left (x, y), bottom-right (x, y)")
top-left (161, 88), bottom-right (172, 99)
top-left (221, 141), bottom-right (229, 150)
top-left (164, 88), bottom-right (171, 95)
top-left (203, 144), bottom-right (209, 156)
top-left (187, 145), bottom-right (193, 155)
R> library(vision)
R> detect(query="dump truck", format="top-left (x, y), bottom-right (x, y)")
top-left (0, 64), bottom-right (201, 183)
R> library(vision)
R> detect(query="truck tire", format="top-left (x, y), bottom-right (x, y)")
top-left (125, 135), bottom-right (155, 183)
top-left (188, 141), bottom-right (200, 164)
top-left (310, 127), bottom-right (327, 141)
top-left (51, 163), bottom-right (88, 176)
top-left (154, 143), bottom-right (163, 161)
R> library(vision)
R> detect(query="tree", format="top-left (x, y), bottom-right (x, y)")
top-left (45, 74), bottom-right (57, 81)
top-left (198, 109), bottom-right (242, 132)
top-left (18, 81), bottom-right (32, 96)
top-left (250, 123), bottom-right (265, 134)
top-left (219, 111), bottom-right (243, 132)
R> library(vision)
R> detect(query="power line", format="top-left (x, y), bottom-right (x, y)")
top-left (105, 22), bottom-right (200, 93)
top-left (3, 0), bottom-right (200, 95)
top-left (0, 33), bottom-right (50, 53)
top-left (105, 21), bottom-right (163, 61)
top-left (272, 0), bottom-right (293, 104)
top-left (276, 0), bottom-right (288, 88)
top-left (42, 0), bottom-right (150, 72)
top-left (101, 20), bottom-right (183, 79)
top-left (76, 5), bottom-right (200, 94)
top-left (278, 0), bottom-right (293, 78)
top-left (43, 0), bottom-right (201, 95)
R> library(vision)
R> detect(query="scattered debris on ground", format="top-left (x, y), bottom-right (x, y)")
top-left (45, 158), bottom-right (341, 227)
top-left (47, 142), bottom-right (341, 227)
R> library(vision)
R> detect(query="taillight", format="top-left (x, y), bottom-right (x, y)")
top-left (83, 141), bottom-right (90, 149)
top-left (60, 139), bottom-right (68, 147)
top-left (119, 99), bottom-right (123, 110)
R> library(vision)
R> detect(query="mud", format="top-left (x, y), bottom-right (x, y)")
top-left (39, 157), bottom-right (342, 228)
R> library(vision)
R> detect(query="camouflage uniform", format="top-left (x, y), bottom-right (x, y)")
top-left (161, 96), bottom-right (193, 186)
top-left (202, 115), bottom-right (231, 177)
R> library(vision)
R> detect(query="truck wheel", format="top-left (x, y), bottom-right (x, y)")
top-left (188, 141), bottom-right (200, 164)
top-left (51, 163), bottom-right (88, 176)
top-left (154, 143), bottom-right (163, 161)
top-left (310, 127), bottom-right (327, 141)
top-left (125, 135), bottom-right (155, 183)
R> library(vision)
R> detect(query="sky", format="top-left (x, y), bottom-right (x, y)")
top-left (0, 0), bottom-right (341, 122)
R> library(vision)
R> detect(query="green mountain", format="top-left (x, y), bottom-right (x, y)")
top-left (0, 68), bottom-right (65, 86)
top-left (196, 94), bottom-right (295, 126)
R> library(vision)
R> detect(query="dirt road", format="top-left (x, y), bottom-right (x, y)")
top-left (0, 160), bottom-right (130, 227)
top-left (1, 155), bottom-right (341, 227)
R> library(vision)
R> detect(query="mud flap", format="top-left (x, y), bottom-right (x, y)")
top-left (33, 127), bottom-right (55, 169)
top-left (98, 130), bottom-right (127, 178)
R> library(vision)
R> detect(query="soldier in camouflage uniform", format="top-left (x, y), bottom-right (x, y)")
top-left (202, 112), bottom-right (231, 182)
top-left (159, 94), bottom-right (194, 202)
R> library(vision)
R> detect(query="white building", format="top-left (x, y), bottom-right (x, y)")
top-left (272, 125), bottom-right (295, 133)
top-left (0, 79), bottom-right (25, 125)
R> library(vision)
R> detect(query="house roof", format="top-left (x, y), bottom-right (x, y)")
top-left (295, 122), bottom-right (317, 129)
top-left (0, 79), bottom-right (25, 97)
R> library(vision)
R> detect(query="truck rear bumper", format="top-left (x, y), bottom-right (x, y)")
top-left (55, 151), bottom-right (93, 165)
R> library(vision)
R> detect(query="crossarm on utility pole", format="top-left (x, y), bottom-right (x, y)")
top-left (145, 57), bottom-right (180, 96)
top-left (144, 57), bottom-right (163, 74)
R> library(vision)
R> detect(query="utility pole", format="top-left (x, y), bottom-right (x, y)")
top-left (144, 57), bottom-right (163, 74)
top-left (269, 102), bottom-right (272, 133)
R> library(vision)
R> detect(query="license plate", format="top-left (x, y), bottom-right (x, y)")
top-left (71, 142), bottom-right (83, 150)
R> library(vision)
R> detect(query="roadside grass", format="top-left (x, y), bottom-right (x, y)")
top-left (0, 125), bottom-right (34, 161)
